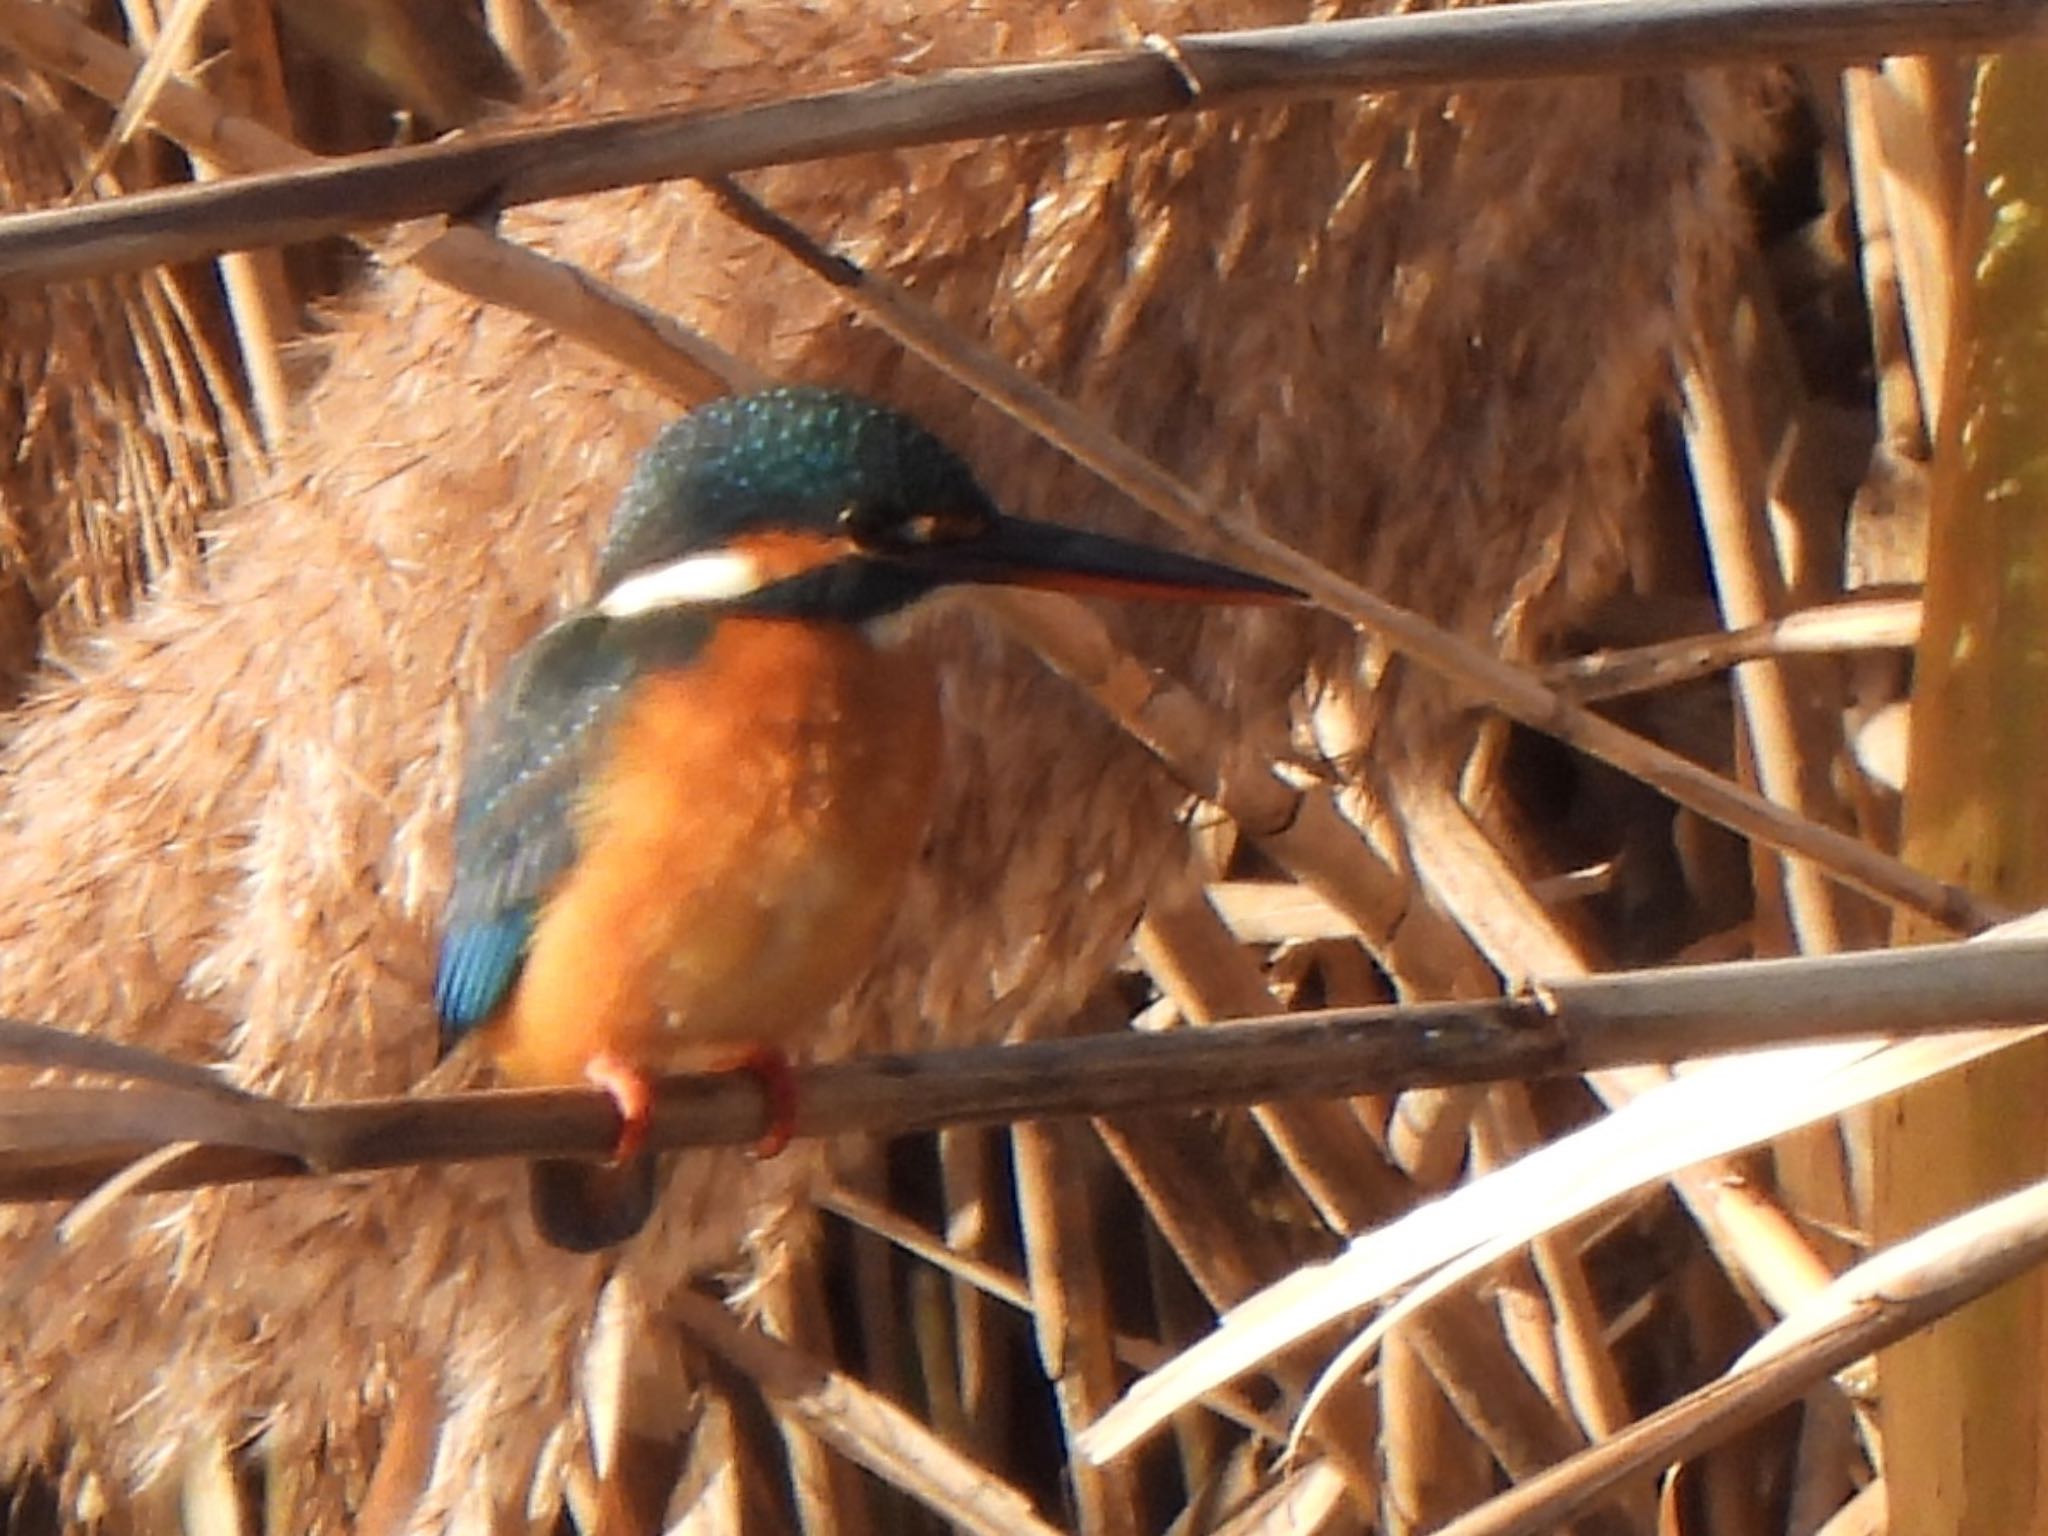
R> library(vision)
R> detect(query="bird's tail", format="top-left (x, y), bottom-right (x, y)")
top-left (529, 1154), bottom-right (660, 1251)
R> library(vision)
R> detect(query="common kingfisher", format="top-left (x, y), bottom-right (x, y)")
top-left (435, 386), bottom-right (1297, 1251)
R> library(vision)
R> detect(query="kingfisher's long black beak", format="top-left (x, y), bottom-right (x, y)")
top-left (941, 515), bottom-right (1302, 605)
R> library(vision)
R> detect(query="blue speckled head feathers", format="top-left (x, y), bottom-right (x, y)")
top-left (591, 387), bottom-right (1299, 627)
top-left (595, 387), bottom-right (996, 594)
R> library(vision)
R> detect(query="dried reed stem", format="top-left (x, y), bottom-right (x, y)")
top-left (1137, 890), bottom-right (1412, 1235)
top-left (1473, 1093), bottom-right (1627, 1428)
top-left (1092, 1114), bottom-right (1388, 1500)
top-left (1011, 1112), bottom-right (1144, 1536)
top-left (981, 587), bottom-right (1491, 997)
top-left (2, 0), bottom-right (2037, 284)
top-left (756, 1238), bottom-right (879, 1536)
top-left (187, 0), bottom-right (302, 450)
top-left (1843, 68), bottom-right (1935, 460)
top-left (668, 1287), bottom-right (1062, 1536)
top-left (4, 935), bottom-right (2043, 1206)
top-left (1683, 323), bottom-right (1859, 953)
top-left (821, 1183), bottom-right (1289, 1442)
top-left (1435, 1172), bottom-right (2048, 1536)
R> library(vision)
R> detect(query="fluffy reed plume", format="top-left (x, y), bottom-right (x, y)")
top-left (0, 0), bottom-right (1769, 1526)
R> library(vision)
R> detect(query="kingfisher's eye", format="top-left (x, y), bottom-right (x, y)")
top-left (843, 504), bottom-right (987, 549)
top-left (838, 502), bottom-right (895, 544)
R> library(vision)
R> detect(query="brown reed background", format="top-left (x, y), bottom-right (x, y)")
top-left (0, 0), bottom-right (2015, 1532)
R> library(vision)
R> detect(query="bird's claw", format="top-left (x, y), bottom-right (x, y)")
top-left (725, 1045), bottom-right (797, 1158)
top-left (584, 1050), bottom-right (654, 1164)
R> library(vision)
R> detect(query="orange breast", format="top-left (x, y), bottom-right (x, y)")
top-left (485, 619), bottom-right (940, 1087)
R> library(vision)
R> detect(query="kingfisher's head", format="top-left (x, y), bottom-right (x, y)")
top-left (592, 386), bottom-right (1298, 626)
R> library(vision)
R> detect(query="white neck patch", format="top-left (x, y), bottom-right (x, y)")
top-left (598, 551), bottom-right (768, 618)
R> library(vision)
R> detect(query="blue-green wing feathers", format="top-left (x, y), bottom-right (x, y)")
top-left (436, 613), bottom-right (639, 1051)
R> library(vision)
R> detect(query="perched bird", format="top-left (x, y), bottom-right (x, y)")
top-left (435, 386), bottom-right (1298, 1250)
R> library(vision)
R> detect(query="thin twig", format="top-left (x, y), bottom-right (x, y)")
top-left (1, 0), bottom-right (2041, 286)
top-left (81, 0), bottom-right (214, 192)
top-left (3, 935), bottom-right (2044, 1206)
top-left (1538, 594), bottom-right (1920, 701)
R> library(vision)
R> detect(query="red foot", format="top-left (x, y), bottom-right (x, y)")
top-left (721, 1045), bottom-right (797, 1158)
top-left (584, 1050), bottom-right (654, 1165)
top-left (583, 1047), bottom-right (795, 1160)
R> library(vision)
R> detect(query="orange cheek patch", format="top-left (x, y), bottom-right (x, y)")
top-left (727, 529), bottom-right (858, 583)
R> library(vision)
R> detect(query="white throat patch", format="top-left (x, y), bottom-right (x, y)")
top-left (598, 551), bottom-right (768, 618)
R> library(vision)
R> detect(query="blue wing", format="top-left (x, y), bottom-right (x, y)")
top-left (435, 910), bottom-right (536, 1033)
top-left (436, 612), bottom-right (642, 1049)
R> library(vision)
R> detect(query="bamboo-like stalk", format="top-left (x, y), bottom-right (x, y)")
top-left (1210, 1460), bottom-right (1354, 1536)
top-left (1859, 58), bottom-right (1967, 440)
top-left (354, 1360), bottom-right (440, 1536)
top-left (981, 586), bottom-right (1490, 998)
top-left (1393, 778), bottom-right (1839, 1333)
top-left (107, 0), bottom-right (298, 453)
top-left (1135, 890), bottom-right (1412, 1235)
top-left (1080, 1000), bottom-right (2048, 1464)
top-left (1473, 1089), bottom-right (1637, 1455)
top-left (178, 1434), bottom-right (253, 1536)
top-left (1381, 1328), bottom-right (1490, 1533)
top-left (829, 1144), bottom-right (912, 1499)
top-left (1400, 1289), bottom-right (1604, 1503)
top-left (1094, 1116), bottom-right (1386, 1501)
top-left (1136, 888), bottom-right (1500, 1527)
top-left (1844, 67), bottom-right (1935, 462)
top-left (191, 0), bottom-right (302, 452)
top-left (89, 0), bottom-right (215, 187)
top-left (1873, 43), bottom-right (2048, 1536)
top-left (936, 1128), bottom-right (1015, 1466)
top-left (1816, 1480), bottom-right (1890, 1535)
